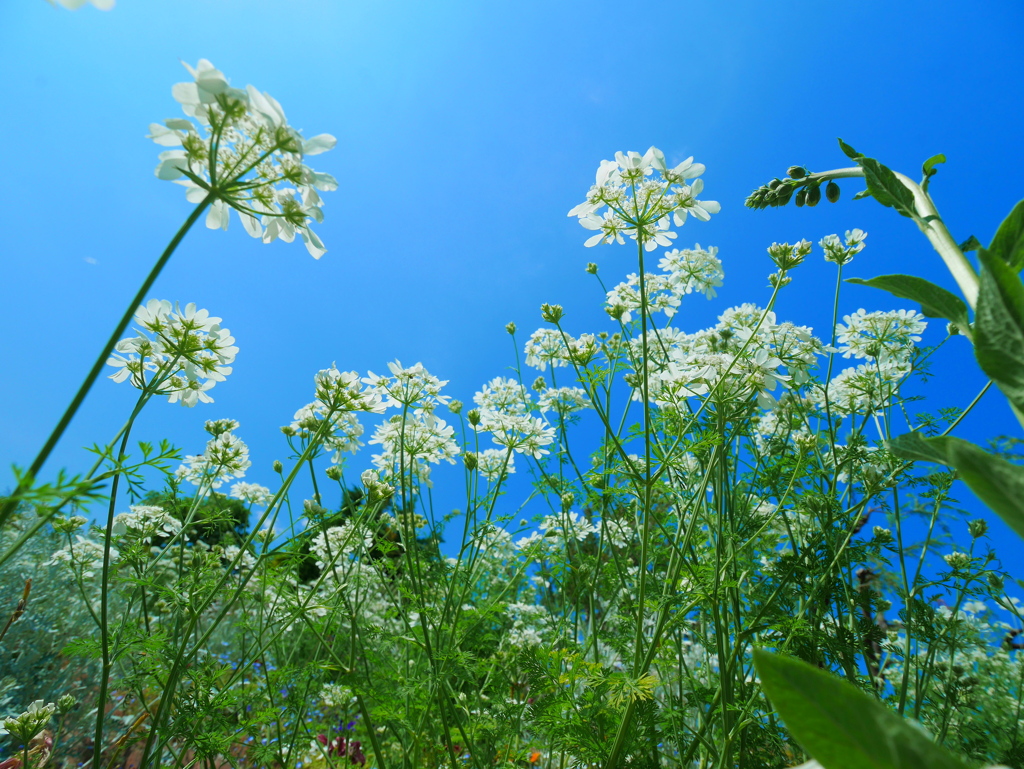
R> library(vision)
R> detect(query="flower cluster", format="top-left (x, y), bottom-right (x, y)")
top-left (835, 308), bottom-right (926, 364)
top-left (149, 59), bottom-right (337, 258)
top-left (820, 229), bottom-right (867, 266)
top-left (107, 299), bottom-right (237, 407)
top-left (569, 147), bottom-right (719, 250)
top-left (176, 426), bottom-right (251, 489)
top-left (112, 505), bottom-right (182, 544)
top-left (0, 700), bottom-right (56, 745)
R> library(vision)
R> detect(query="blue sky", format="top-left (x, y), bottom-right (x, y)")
top-left (1, 0), bottom-right (1022, 564)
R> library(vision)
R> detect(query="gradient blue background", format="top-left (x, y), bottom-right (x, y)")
top-left (1, 1), bottom-right (1022, 575)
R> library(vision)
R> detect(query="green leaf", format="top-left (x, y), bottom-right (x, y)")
top-left (989, 199), bottom-right (1024, 271)
top-left (852, 189), bottom-right (872, 201)
top-left (958, 235), bottom-right (982, 253)
top-left (753, 650), bottom-right (970, 769)
top-left (975, 248), bottom-right (1024, 413)
top-left (845, 274), bottom-right (969, 329)
top-left (837, 138), bottom-right (863, 160)
top-left (885, 431), bottom-right (953, 465)
top-left (859, 157), bottom-right (917, 218)
top-left (887, 432), bottom-right (1024, 540)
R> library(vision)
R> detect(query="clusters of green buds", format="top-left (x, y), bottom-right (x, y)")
top-left (745, 165), bottom-right (843, 209)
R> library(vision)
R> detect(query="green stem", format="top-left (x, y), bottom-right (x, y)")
top-left (0, 194), bottom-right (213, 534)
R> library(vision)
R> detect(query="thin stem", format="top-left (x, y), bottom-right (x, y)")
top-left (0, 194), bottom-right (214, 534)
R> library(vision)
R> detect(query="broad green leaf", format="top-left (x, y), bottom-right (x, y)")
top-left (753, 650), bottom-right (970, 769)
top-left (846, 274), bottom-right (969, 328)
top-left (975, 249), bottom-right (1024, 413)
top-left (859, 157), bottom-right (916, 218)
top-left (837, 138), bottom-right (862, 160)
top-left (887, 432), bottom-right (1024, 540)
top-left (989, 199), bottom-right (1024, 271)
top-left (885, 431), bottom-right (953, 465)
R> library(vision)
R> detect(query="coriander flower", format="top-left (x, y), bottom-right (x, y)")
top-left (473, 377), bottom-right (532, 416)
top-left (606, 272), bottom-right (680, 322)
top-left (472, 448), bottom-right (516, 482)
top-left (149, 59), bottom-right (337, 258)
top-left (106, 299), bottom-right (237, 407)
top-left (177, 429), bottom-right (251, 489)
top-left (523, 328), bottom-right (570, 371)
top-left (835, 308), bottom-right (926, 363)
top-left (658, 244), bottom-right (724, 299)
top-left (820, 229), bottom-right (867, 265)
top-left (113, 505), bottom-right (182, 543)
top-left (363, 360), bottom-right (450, 413)
top-left (476, 411), bottom-right (556, 459)
top-left (537, 386), bottom-right (591, 417)
top-left (0, 700), bottom-right (57, 745)
top-left (230, 482), bottom-right (274, 506)
top-left (569, 147), bottom-right (719, 251)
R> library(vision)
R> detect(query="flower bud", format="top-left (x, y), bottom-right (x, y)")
top-left (463, 452), bottom-right (478, 471)
top-left (505, 322), bottom-right (517, 335)
top-left (774, 185), bottom-right (793, 206)
top-left (988, 572), bottom-right (1005, 591)
top-left (946, 321), bottom-right (961, 336)
top-left (787, 166), bottom-right (808, 179)
top-left (826, 180), bottom-right (840, 203)
top-left (325, 465), bottom-right (342, 481)
top-left (272, 460), bottom-right (284, 473)
top-left (768, 178), bottom-right (783, 190)
top-left (448, 399), bottom-right (463, 415)
top-left (467, 409), bottom-right (481, 426)
top-left (805, 184), bottom-right (822, 207)
top-left (532, 376), bottom-right (547, 392)
top-left (795, 188), bottom-right (807, 207)
top-left (585, 262), bottom-right (599, 275)
top-left (560, 492), bottom-right (574, 511)
top-left (57, 694), bottom-right (77, 715)
top-left (541, 303), bottom-right (564, 324)
top-left (968, 518), bottom-right (988, 539)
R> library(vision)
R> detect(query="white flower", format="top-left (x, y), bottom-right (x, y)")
top-left (113, 505), bottom-right (181, 543)
top-left (315, 364), bottom-right (385, 414)
top-left (149, 59), bottom-right (336, 258)
top-left (835, 308), bottom-right (926, 363)
top-left (537, 387), bottom-right (591, 417)
top-left (570, 147), bottom-right (718, 251)
top-left (106, 300), bottom-right (237, 407)
top-left (473, 448), bottom-right (515, 482)
top-left (477, 411), bottom-right (556, 459)
top-left (523, 328), bottom-right (570, 371)
top-left (363, 360), bottom-right (450, 413)
top-left (473, 377), bottom-right (532, 415)
top-left (658, 245), bottom-right (724, 299)
top-left (177, 430), bottom-right (251, 489)
top-left (230, 482), bottom-right (274, 506)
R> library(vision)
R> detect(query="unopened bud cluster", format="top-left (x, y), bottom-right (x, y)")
top-left (745, 166), bottom-right (843, 210)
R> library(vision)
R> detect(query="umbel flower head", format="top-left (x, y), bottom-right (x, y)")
top-left (106, 299), bottom-right (237, 407)
top-left (569, 147), bottom-right (720, 251)
top-left (149, 59), bottom-right (337, 258)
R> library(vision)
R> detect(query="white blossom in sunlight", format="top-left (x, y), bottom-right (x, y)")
top-left (537, 386), bottom-right (591, 417)
top-left (820, 229), bottom-right (867, 266)
top-left (314, 364), bottom-right (385, 414)
top-left (605, 272), bottom-right (680, 322)
top-left (476, 411), bottom-right (556, 459)
top-left (569, 147), bottom-right (719, 250)
top-left (148, 59), bottom-right (336, 258)
top-left (835, 308), bottom-right (926, 363)
top-left (177, 430), bottom-right (251, 489)
top-left (363, 360), bottom-right (450, 413)
top-left (370, 413), bottom-right (460, 485)
top-left (473, 377), bottom-right (532, 415)
top-left (810, 359), bottom-right (911, 417)
top-left (310, 522), bottom-right (372, 571)
top-left (472, 448), bottom-right (515, 482)
top-left (229, 482), bottom-right (274, 506)
top-left (540, 511), bottom-right (598, 545)
top-left (106, 299), bottom-right (237, 407)
top-left (286, 403), bottom-right (365, 462)
top-left (524, 328), bottom-right (570, 371)
top-left (658, 245), bottom-right (724, 299)
top-left (113, 505), bottom-right (181, 543)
